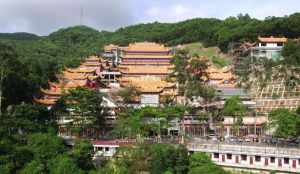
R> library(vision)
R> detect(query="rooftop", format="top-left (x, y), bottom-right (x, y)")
top-left (121, 54), bottom-right (173, 59)
top-left (120, 77), bottom-right (175, 93)
top-left (123, 42), bottom-right (171, 52)
top-left (66, 67), bottom-right (96, 73)
top-left (119, 65), bottom-right (173, 75)
top-left (85, 56), bottom-right (102, 62)
top-left (104, 44), bottom-right (119, 51)
top-left (258, 36), bottom-right (287, 43)
top-left (34, 98), bottom-right (57, 105)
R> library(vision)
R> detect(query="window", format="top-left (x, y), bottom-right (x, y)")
top-left (227, 154), bottom-right (232, 160)
top-left (255, 156), bottom-right (261, 162)
top-left (214, 153), bottom-right (219, 159)
top-left (105, 147), bottom-right (109, 152)
top-left (270, 157), bottom-right (275, 163)
top-left (241, 155), bottom-right (247, 161)
top-left (277, 42), bottom-right (283, 47)
top-left (261, 43), bottom-right (266, 46)
top-left (284, 158), bottom-right (289, 164)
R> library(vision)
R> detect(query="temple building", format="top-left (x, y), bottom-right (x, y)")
top-left (116, 42), bottom-right (176, 106)
top-left (118, 42), bottom-right (174, 78)
top-left (103, 44), bottom-right (120, 64)
top-left (250, 36), bottom-right (287, 60)
top-left (119, 76), bottom-right (177, 106)
top-left (34, 56), bottom-right (103, 106)
top-left (207, 64), bottom-right (236, 88)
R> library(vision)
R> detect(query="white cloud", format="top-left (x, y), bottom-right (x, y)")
top-left (0, 0), bottom-right (136, 35)
top-left (144, 4), bottom-right (204, 22)
top-left (0, 0), bottom-right (300, 34)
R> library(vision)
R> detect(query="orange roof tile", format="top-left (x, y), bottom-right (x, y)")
top-left (121, 55), bottom-right (173, 59)
top-left (49, 79), bottom-right (87, 89)
top-left (104, 44), bottom-right (119, 52)
top-left (66, 67), bottom-right (96, 73)
top-left (41, 88), bottom-right (65, 96)
top-left (120, 77), bottom-right (175, 93)
top-left (123, 42), bottom-right (171, 52)
top-left (258, 36), bottom-right (287, 43)
top-left (81, 62), bottom-right (101, 67)
top-left (34, 98), bottom-right (57, 105)
top-left (120, 61), bottom-right (170, 65)
top-left (62, 71), bottom-right (89, 80)
top-left (119, 65), bottom-right (173, 75)
top-left (85, 56), bottom-right (102, 61)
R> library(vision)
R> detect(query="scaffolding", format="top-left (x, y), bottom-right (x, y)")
top-left (250, 78), bottom-right (300, 115)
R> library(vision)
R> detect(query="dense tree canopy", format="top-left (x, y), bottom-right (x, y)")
top-left (188, 152), bottom-right (229, 174)
top-left (112, 106), bottom-right (185, 139)
top-left (53, 87), bottom-right (107, 136)
top-left (268, 108), bottom-right (300, 139)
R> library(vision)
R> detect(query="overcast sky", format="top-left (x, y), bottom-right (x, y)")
top-left (0, 0), bottom-right (300, 35)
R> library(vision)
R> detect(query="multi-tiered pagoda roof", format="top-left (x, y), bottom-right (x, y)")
top-left (34, 56), bottom-right (103, 106)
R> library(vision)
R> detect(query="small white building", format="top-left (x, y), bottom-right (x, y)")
top-left (251, 36), bottom-right (287, 60)
top-left (92, 140), bottom-right (120, 158)
top-left (92, 140), bottom-right (134, 158)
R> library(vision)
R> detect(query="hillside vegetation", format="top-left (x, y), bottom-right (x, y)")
top-left (182, 42), bottom-right (232, 67)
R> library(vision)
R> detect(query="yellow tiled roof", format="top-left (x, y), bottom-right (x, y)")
top-left (49, 79), bottom-right (87, 89)
top-left (120, 77), bottom-right (175, 93)
top-left (104, 44), bottom-right (119, 51)
top-left (121, 55), bottom-right (173, 59)
top-left (258, 36), bottom-right (287, 43)
top-left (62, 71), bottom-right (89, 80)
top-left (123, 42), bottom-right (171, 52)
top-left (205, 65), bottom-right (236, 87)
top-left (85, 56), bottom-right (102, 62)
top-left (119, 65), bottom-right (173, 75)
top-left (81, 62), bottom-right (101, 67)
top-left (66, 67), bottom-right (96, 73)
top-left (41, 88), bottom-right (66, 96)
top-left (120, 61), bottom-right (171, 65)
top-left (34, 98), bottom-right (57, 105)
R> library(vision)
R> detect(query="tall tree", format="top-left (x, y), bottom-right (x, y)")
top-left (188, 152), bottom-right (229, 174)
top-left (53, 87), bottom-right (106, 137)
top-left (268, 108), bottom-right (300, 139)
top-left (0, 42), bottom-right (19, 116)
top-left (71, 139), bottom-right (94, 171)
top-left (223, 96), bottom-right (247, 136)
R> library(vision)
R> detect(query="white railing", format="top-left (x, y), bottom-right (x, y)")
top-left (187, 143), bottom-right (300, 158)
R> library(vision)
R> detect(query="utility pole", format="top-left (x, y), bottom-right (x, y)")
top-left (0, 69), bottom-right (4, 118)
top-left (80, 5), bottom-right (83, 25)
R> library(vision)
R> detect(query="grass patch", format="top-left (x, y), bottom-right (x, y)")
top-left (182, 42), bottom-right (232, 67)
top-left (212, 56), bottom-right (230, 67)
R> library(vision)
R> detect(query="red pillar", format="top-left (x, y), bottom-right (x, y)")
top-left (250, 156), bottom-right (253, 165)
top-left (235, 156), bottom-right (239, 163)
top-left (292, 160), bottom-right (296, 168)
top-left (278, 159), bottom-right (282, 167)
top-left (264, 158), bottom-right (268, 166)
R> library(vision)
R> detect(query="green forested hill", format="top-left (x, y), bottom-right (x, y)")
top-left (0, 32), bottom-right (39, 41)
